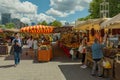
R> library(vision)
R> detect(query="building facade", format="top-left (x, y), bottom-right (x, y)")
top-left (1, 13), bottom-right (11, 25)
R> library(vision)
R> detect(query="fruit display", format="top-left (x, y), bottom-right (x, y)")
top-left (53, 26), bottom-right (73, 33)
top-left (59, 32), bottom-right (80, 48)
top-left (65, 43), bottom-right (80, 48)
top-left (60, 33), bottom-right (74, 44)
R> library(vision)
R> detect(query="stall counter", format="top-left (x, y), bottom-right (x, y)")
top-left (38, 48), bottom-right (52, 61)
top-left (0, 45), bottom-right (8, 55)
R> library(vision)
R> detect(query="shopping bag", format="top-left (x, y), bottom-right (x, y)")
top-left (70, 49), bottom-right (74, 55)
top-left (102, 60), bottom-right (112, 69)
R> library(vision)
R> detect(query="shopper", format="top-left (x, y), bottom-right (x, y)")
top-left (78, 38), bottom-right (87, 68)
top-left (33, 38), bottom-right (38, 60)
top-left (91, 38), bottom-right (104, 77)
top-left (27, 36), bottom-right (33, 49)
top-left (12, 33), bottom-right (22, 67)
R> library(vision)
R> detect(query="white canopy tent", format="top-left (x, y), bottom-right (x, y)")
top-left (74, 18), bottom-right (104, 30)
top-left (100, 13), bottom-right (120, 29)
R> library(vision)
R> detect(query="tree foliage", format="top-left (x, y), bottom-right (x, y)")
top-left (78, 0), bottom-right (120, 20)
top-left (5, 23), bottom-right (15, 29)
top-left (37, 21), bottom-right (48, 26)
top-left (37, 20), bottom-right (62, 27)
top-left (77, 15), bottom-right (92, 21)
top-left (109, 0), bottom-right (120, 17)
top-left (50, 20), bottom-right (62, 27)
top-left (89, 0), bottom-right (120, 18)
top-left (89, 0), bottom-right (102, 18)
top-left (0, 25), bottom-right (3, 28)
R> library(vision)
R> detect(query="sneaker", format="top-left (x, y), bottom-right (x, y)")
top-left (81, 65), bottom-right (87, 68)
top-left (84, 65), bottom-right (87, 68)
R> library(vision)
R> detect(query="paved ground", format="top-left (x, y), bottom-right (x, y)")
top-left (0, 43), bottom-right (108, 80)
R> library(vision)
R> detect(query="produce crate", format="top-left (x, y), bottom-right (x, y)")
top-left (38, 48), bottom-right (52, 62)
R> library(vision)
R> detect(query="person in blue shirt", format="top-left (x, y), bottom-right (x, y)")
top-left (91, 38), bottom-right (104, 77)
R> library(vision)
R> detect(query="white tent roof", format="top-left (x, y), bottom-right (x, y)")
top-left (100, 13), bottom-right (120, 28)
top-left (75, 18), bottom-right (104, 27)
top-left (100, 18), bottom-right (111, 28)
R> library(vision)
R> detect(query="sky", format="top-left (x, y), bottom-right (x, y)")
top-left (0, 0), bottom-right (92, 25)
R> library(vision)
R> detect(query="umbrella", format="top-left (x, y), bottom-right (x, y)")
top-left (20, 25), bottom-right (53, 34)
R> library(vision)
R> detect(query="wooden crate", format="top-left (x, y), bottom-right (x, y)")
top-left (38, 48), bottom-right (52, 61)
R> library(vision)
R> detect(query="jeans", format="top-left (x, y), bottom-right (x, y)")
top-left (82, 53), bottom-right (86, 63)
top-left (34, 49), bottom-right (38, 59)
top-left (14, 52), bottom-right (20, 65)
top-left (92, 59), bottom-right (102, 76)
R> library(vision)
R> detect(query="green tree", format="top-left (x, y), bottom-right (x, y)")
top-left (51, 20), bottom-right (62, 27)
top-left (78, 15), bottom-right (92, 21)
top-left (109, 0), bottom-right (120, 17)
top-left (37, 21), bottom-right (48, 26)
top-left (89, 0), bottom-right (103, 18)
top-left (89, 0), bottom-right (120, 18)
top-left (37, 22), bottom-right (41, 25)
top-left (0, 25), bottom-right (3, 28)
top-left (5, 23), bottom-right (15, 29)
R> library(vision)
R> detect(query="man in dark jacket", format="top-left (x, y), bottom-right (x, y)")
top-left (12, 33), bottom-right (21, 67)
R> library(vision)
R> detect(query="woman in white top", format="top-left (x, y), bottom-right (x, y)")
top-left (27, 37), bottom-right (33, 49)
top-left (78, 38), bottom-right (87, 68)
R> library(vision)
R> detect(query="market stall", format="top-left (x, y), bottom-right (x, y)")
top-left (74, 18), bottom-right (104, 44)
top-left (100, 13), bottom-right (120, 35)
top-left (99, 14), bottom-right (120, 79)
top-left (57, 27), bottom-right (79, 58)
top-left (0, 28), bottom-right (9, 55)
top-left (20, 25), bottom-right (53, 61)
top-left (52, 26), bottom-right (77, 58)
top-left (85, 46), bottom-right (120, 79)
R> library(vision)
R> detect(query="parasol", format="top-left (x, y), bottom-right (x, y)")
top-left (20, 25), bottom-right (53, 34)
